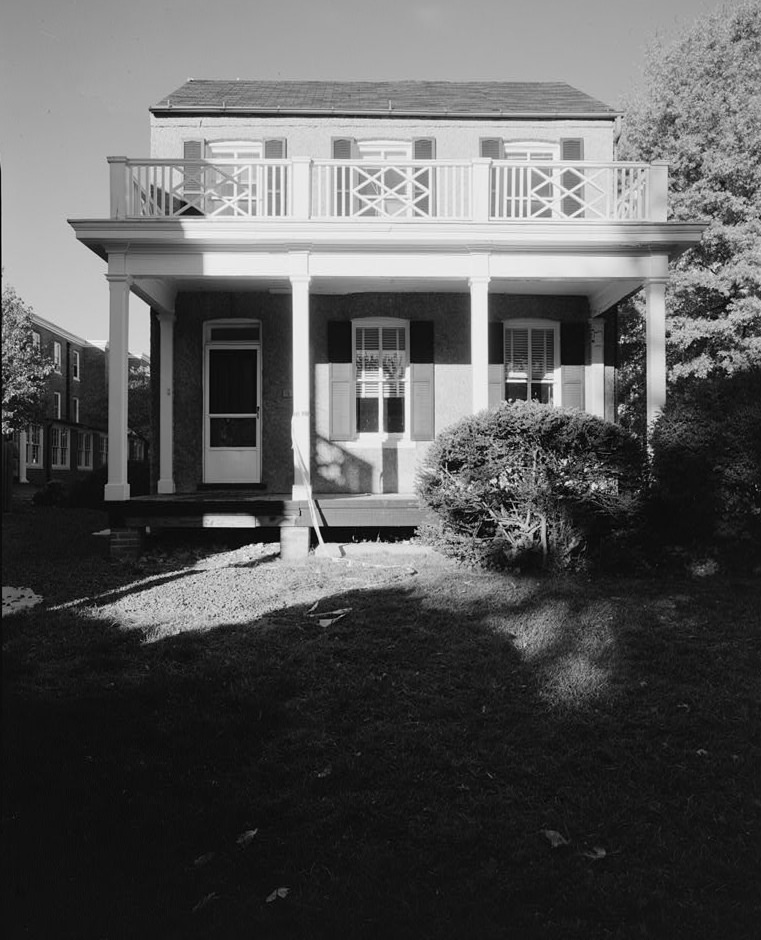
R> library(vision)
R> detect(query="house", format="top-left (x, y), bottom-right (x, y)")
top-left (13, 317), bottom-right (149, 492)
top-left (70, 79), bottom-right (704, 556)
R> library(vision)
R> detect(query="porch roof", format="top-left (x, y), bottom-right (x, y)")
top-left (150, 79), bottom-right (618, 119)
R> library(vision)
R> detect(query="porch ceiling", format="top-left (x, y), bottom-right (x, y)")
top-left (133, 273), bottom-right (645, 315)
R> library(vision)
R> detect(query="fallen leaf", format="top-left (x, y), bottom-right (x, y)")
top-left (192, 892), bottom-right (219, 913)
top-left (193, 852), bottom-right (216, 868)
top-left (582, 846), bottom-right (607, 860)
top-left (236, 828), bottom-right (259, 848)
top-left (541, 829), bottom-right (570, 848)
top-left (696, 749), bottom-right (709, 756)
top-left (266, 887), bottom-right (290, 903)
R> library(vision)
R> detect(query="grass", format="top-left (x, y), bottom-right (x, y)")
top-left (3, 504), bottom-right (760, 939)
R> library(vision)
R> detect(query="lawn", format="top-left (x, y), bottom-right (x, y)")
top-left (3, 504), bottom-right (760, 939)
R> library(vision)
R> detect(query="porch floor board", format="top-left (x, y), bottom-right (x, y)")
top-left (108, 492), bottom-right (429, 531)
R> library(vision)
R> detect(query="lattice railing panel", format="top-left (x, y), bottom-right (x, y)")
top-left (312, 161), bottom-right (471, 219)
top-left (125, 161), bottom-right (290, 218)
top-left (490, 163), bottom-right (650, 220)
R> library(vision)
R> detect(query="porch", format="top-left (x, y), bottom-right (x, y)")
top-left (107, 491), bottom-right (428, 559)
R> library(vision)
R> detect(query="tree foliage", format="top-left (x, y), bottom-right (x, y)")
top-left (1, 282), bottom-right (53, 435)
top-left (128, 359), bottom-right (152, 447)
top-left (618, 0), bottom-right (761, 388)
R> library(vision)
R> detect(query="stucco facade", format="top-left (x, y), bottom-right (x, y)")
top-left (70, 80), bottom-right (705, 512)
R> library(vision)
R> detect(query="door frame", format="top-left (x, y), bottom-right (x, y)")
top-left (203, 319), bottom-right (262, 484)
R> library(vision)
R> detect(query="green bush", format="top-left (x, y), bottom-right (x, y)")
top-left (416, 401), bottom-right (645, 571)
top-left (649, 369), bottom-right (761, 550)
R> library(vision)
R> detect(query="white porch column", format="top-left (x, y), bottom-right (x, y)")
top-left (157, 311), bottom-right (176, 494)
top-left (585, 318), bottom-right (605, 418)
top-left (104, 274), bottom-right (131, 501)
top-left (18, 430), bottom-right (28, 483)
top-left (645, 278), bottom-right (668, 429)
top-left (290, 274), bottom-right (311, 499)
top-left (470, 275), bottom-right (491, 413)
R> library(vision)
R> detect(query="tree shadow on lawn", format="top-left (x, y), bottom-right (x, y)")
top-left (3, 571), bottom-right (760, 940)
top-left (1, 503), bottom-right (280, 612)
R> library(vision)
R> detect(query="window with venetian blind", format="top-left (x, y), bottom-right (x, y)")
top-left (504, 325), bottom-right (557, 403)
top-left (328, 319), bottom-right (435, 442)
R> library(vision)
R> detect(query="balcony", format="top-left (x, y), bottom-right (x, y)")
top-left (109, 157), bottom-right (667, 223)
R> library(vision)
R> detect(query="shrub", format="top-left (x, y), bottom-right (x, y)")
top-left (416, 401), bottom-right (645, 571)
top-left (649, 369), bottom-right (761, 550)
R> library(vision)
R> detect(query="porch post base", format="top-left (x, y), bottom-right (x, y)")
top-left (104, 482), bottom-right (131, 502)
top-left (110, 526), bottom-right (142, 559)
top-left (279, 525), bottom-right (311, 562)
top-left (291, 484), bottom-right (311, 501)
top-left (157, 479), bottom-right (176, 495)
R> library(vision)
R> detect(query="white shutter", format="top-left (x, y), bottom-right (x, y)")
top-left (411, 363), bottom-right (434, 440)
top-left (561, 366), bottom-right (585, 409)
top-left (329, 363), bottom-right (354, 440)
top-left (488, 364), bottom-right (503, 406)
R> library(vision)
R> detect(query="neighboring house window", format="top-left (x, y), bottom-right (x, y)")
top-left (99, 435), bottom-right (108, 467)
top-left (128, 436), bottom-right (145, 461)
top-left (72, 397), bottom-right (80, 423)
top-left (355, 320), bottom-right (408, 434)
top-left (51, 426), bottom-right (69, 469)
top-left (53, 341), bottom-right (62, 372)
top-left (328, 319), bottom-right (434, 442)
top-left (78, 432), bottom-right (93, 470)
top-left (53, 391), bottom-right (62, 420)
top-left (26, 425), bottom-right (42, 466)
top-left (72, 350), bottom-right (81, 381)
top-left (32, 331), bottom-right (41, 350)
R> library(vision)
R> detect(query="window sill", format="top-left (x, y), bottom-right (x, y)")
top-left (341, 436), bottom-right (420, 449)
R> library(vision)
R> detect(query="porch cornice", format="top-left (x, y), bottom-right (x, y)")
top-left (69, 218), bottom-right (707, 262)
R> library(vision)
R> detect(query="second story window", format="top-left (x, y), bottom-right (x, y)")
top-left (32, 332), bottom-right (41, 350)
top-left (481, 138), bottom-right (584, 218)
top-left (72, 397), bottom-right (80, 423)
top-left (53, 391), bottom-right (62, 420)
top-left (53, 341), bottom-right (62, 373)
top-left (183, 139), bottom-right (287, 217)
top-left (72, 350), bottom-right (81, 381)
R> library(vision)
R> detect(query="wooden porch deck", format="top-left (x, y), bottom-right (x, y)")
top-left (108, 491), bottom-right (429, 531)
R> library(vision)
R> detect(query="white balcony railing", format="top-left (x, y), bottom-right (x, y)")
top-left (109, 158), bottom-right (666, 223)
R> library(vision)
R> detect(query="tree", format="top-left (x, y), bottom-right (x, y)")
top-left (1, 281), bottom-right (53, 435)
top-left (128, 358), bottom-right (152, 449)
top-left (617, 0), bottom-right (761, 416)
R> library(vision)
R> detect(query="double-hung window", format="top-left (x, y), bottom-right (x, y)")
top-left (72, 397), bottom-right (80, 423)
top-left (27, 425), bottom-right (42, 466)
top-left (183, 139), bottom-right (287, 217)
top-left (355, 321), bottom-right (408, 435)
top-left (78, 432), bottom-right (93, 470)
top-left (72, 350), bottom-right (81, 381)
top-left (53, 391), bottom-right (62, 420)
top-left (51, 427), bottom-right (69, 469)
top-left (502, 321), bottom-right (559, 404)
top-left (53, 341), bottom-right (62, 373)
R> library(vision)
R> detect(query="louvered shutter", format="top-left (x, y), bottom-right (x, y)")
top-left (480, 139), bottom-right (504, 159)
top-left (412, 138), bottom-right (435, 217)
top-left (410, 321), bottom-right (434, 440)
top-left (263, 139), bottom-right (287, 216)
top-left (560, 322), bottom-right (585, 409)
top-left (328, 322), bottom-right (353, 440)
top-left (183, 140), bottom-right (204, 209)
top-left (560, 138), bottom-right (584, 218)
top-left (488, 322), bottom-right (505, 405)
top-left (332, 138), bottom-right (356, 216)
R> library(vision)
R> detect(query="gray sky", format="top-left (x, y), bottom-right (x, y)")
top-left (0, 0), bottom-right (740, 355)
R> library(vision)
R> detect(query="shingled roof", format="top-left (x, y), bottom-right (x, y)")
top-left (151, 80), bottom-right (617, 118)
